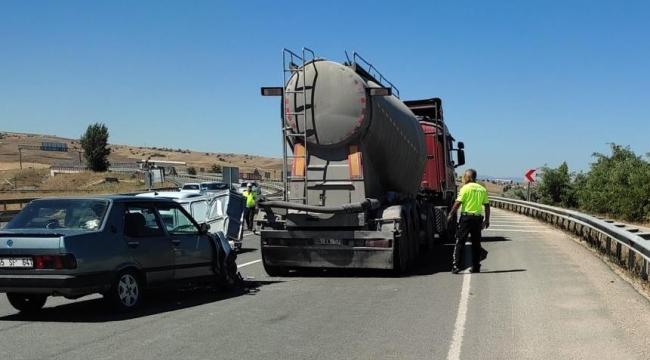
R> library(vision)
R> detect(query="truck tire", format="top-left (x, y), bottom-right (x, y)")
top-left (6, 293), bottom-right (47, 314)
top-left (425, 206), bottom-right (435, 252)
top-left (408, 206), bottom-right (420, 269)
top-left (263, 262), bottom-right (289, 277)
top-left (393, 216), bottom-right (410, 275)
top-left (409, 205), bottom-right (420, 265)
top-left (442, 216), bottom-right (458, 244)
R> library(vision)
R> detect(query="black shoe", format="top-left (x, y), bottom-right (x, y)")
top-left (451, 267), bottom-right (460, 274)
top-left (470, 266), bottom-right (480, 273)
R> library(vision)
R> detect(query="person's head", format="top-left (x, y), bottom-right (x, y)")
top-left (91, 202), bottom-right (106, 217)
top-left (463, 169), bottom-right (477, 184)
top-left (247, 183), bottom-right (253, 190)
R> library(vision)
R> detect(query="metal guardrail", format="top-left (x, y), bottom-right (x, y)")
top-left (491, 196), bottom-right (650, 281)
top-left (0, 198), bottom-right (35, 225)
top-left (1, 198), bottom-right (35, 211)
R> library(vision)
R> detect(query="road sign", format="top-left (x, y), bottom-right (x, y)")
top-left (525, 169), bottom-right (536, 183)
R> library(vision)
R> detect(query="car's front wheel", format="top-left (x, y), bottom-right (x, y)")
top-left (6, 293), bottom-right (47, 313)
top-left (105, 270), bottom-right (143, 312)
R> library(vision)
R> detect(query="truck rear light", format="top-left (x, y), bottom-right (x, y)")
top-left (34, 254), bottom-right (77, 269)
top-left (364, 239), bottom-right (391, 248)
top-left (348, 145), bottom-right (363, 179)
top-left (292, 143), bottom-right (306, 177)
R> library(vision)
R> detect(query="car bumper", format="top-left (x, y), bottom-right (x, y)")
top-left (261, 230), bottom-right (395, 269)
top-left (0, 272), bottom-right (113, 297)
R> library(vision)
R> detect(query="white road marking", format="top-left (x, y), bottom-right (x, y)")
top-left (243, 232), bottom-right (256, 237)
top-left (447, 273), bottom-right (472, 360)
top-left (238, 259), bottom-right (262, 268)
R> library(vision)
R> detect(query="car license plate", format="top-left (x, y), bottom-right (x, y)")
top-left (0, 257), bottom-right (33, 268)
top-left (314, 238), bottom-right (341, 246)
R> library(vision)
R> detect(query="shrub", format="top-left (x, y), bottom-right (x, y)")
top-left (578, 144), bottom-right (650, 221)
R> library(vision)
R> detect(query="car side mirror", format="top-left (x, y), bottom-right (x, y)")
top-left (199, 223), bottom-right (210, 234)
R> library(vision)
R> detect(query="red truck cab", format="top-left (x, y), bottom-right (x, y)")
top-left (404, 98), bottom-right (464, 204)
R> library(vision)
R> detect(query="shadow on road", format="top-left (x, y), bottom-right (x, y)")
top-left (237, 247), bottom-right (258, 254)
top-left (481, 236), bottom-right (511, 242)
top-left (410, 243), bottom-right (456, 276)
top-left (0, 279), bottom-right (281, 323)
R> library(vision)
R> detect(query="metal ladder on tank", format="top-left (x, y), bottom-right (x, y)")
top-left (281, 48), bottom-right (315, 204)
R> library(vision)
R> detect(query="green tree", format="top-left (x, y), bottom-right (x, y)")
top-left (578, 144), bottom-right (650, 221)
top-left (538, 162), bottom-right (578, 207)
top-left (80, 123), bottom-right (111, 171)
top-left (187, 167), bottom-right (197, 175)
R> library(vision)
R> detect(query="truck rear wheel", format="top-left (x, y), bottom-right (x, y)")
top-left (393, 216), bottom-right (410, 275)
top-left (408, 206), bottom-right (420, 266)
top-left (424, 206), bottom-right (436, 252)
top-left (263, 262), bottom-right (289, 277)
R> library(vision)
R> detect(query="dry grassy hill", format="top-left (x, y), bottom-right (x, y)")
top-left (0, 131), bottom-right (283, 174)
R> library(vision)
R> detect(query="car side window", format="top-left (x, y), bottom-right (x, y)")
top-left (190, 200), bottom-right (208, 223)
top-left (124, 205), bottom-right (164, 238)
top-left (156, 205), bottom-right (200, 235)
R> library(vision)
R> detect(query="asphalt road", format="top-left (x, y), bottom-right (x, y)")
top-left (1, 209), bottom-right (650, 360)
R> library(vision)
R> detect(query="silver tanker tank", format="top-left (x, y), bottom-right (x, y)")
top-left (285, 60), bottom-right (426, 199)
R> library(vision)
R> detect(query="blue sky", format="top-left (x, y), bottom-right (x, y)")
top-left (1, 1), bottom-right (648, 178)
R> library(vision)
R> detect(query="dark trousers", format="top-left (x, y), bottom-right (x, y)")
top-left (244, 207), bottom-right (255, 231)
top-left (453, 215), bottom-right (483, 269)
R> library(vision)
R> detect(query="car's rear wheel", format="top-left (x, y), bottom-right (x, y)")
top-left (6, 293), bottom-right (47, 313)
top-left (106, 270), bottom-right (142, 312)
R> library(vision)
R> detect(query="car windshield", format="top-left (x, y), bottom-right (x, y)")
top-left (203, 183), bottom-right (228, 190)
top-left (5, 199), bottom-right (110, 231)
top-left (183, 184), bottom-right (200, 190)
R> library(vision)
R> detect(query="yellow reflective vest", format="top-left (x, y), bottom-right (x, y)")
top-left (243, 190), bottom-right (257, 208)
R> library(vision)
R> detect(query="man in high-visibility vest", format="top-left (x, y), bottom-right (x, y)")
top-left (447, 169), bottom-right (490, 274)
top-left (242, 183), bottom-right (257, 232)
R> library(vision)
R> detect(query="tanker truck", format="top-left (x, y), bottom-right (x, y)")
top-left (259, 49), bottom-right (465, 274)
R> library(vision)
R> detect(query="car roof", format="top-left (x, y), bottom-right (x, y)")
top-left (31, 195), bottom-right (182, 204)
top-left (136, 191), bottom-right (204, 199)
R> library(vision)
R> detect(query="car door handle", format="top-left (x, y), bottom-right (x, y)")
top-left (171, 239), bottom-right (181, 245)
top-left (127, 241), bottom-right (140, 248)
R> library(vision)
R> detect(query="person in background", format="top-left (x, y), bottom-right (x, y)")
top-left (447, 168), bottom-right (490, 274)
top-left (242, 183), bottom-right (257, 232)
